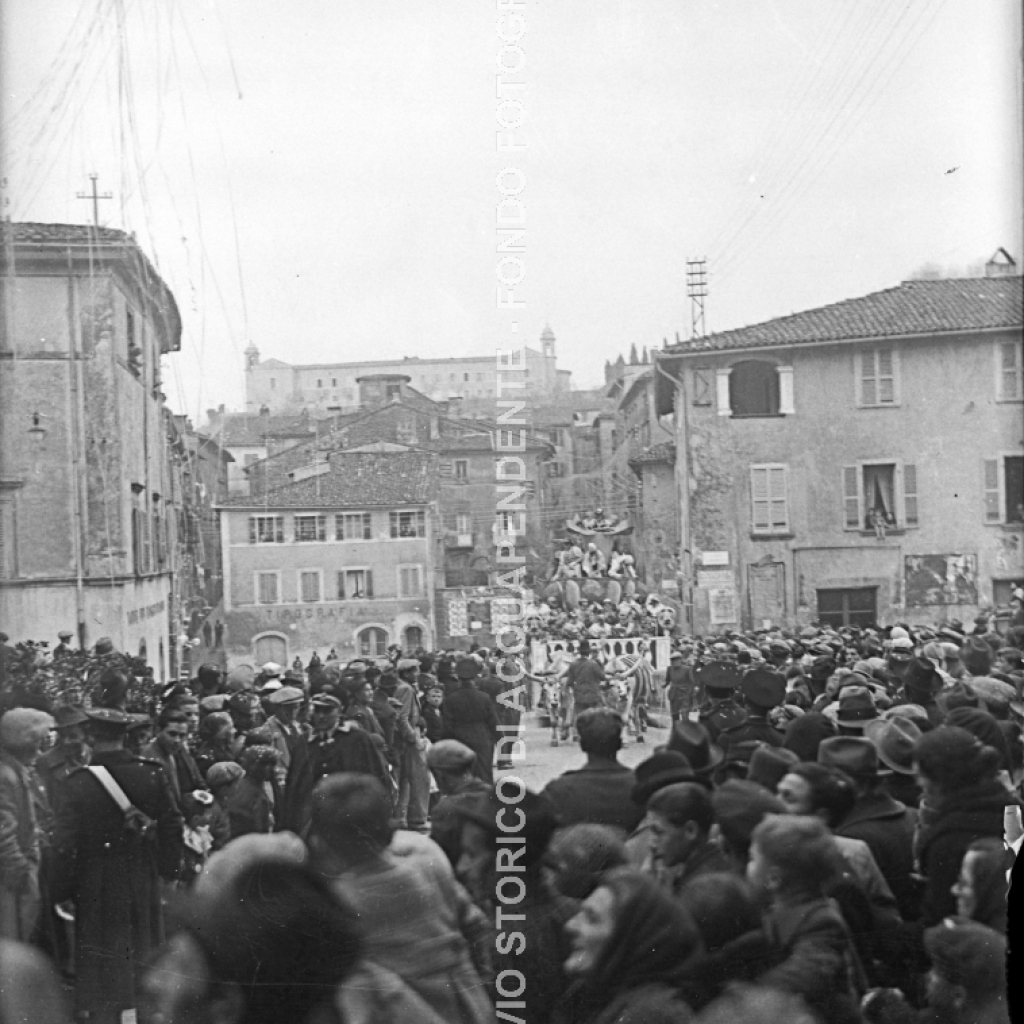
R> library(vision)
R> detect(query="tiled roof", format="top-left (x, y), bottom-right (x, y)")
top-left (3, 222), bottom-right (130, 245)
top-left (662, 276), bottom-right (1023, 355)
top-left (216, 413), bottom-right (319, 446)
top-left (221, 451), bottom-right (439, 508)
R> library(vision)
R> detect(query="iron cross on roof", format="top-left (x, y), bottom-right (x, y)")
top-left (76, 173), bottom-right (112, 228)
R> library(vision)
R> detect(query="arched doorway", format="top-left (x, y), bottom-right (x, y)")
top-left (403, 625), bottom-right (424, 653)
top-left (357, 627), bottom-right (388, 658)
top-left (254, 633), bottom-right (288, 666)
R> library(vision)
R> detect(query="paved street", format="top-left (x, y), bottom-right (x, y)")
top-left (494, 706), bottom-right (674, 792)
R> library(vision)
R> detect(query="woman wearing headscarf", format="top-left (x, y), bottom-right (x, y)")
top-left (554, 867), bottom-right (700, 1024)
top-left (913, 726), bottom-right (1017, 926)
top-left (950, 836), bottom-right (1009, 934)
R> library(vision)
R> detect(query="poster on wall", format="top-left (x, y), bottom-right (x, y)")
top-left (447, 599), bottom-right (468, 637)
top-left (709, 587), bottom-right (738, 625)
top-left (904, 554), bottom-right (978, 607)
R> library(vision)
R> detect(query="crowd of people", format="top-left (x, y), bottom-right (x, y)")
top-left (0, 611), bottom-right (1020, 1024)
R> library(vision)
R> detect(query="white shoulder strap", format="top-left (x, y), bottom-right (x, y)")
top-left (87, 765), bottom-right (133, 813)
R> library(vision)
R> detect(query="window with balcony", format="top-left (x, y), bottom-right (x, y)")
top-left (336, 512), bottom-right (371, 540)
top-left (294, 514), bottom-right (326, 542)
top-left (249, 515), bottom-right (284, 544)
top-left (390, 510), bottom-right (426, 538)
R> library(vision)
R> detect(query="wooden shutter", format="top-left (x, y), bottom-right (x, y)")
top-left (1001, 342), bottom-right (1020, 400)
top-left (859, 352), bottom-right (877, 406)
top-left (336, 571), bottom-right (345, 600)
top-left (0, 502), bottom-right (13, 579)
top-left (768, 466), bottom-right (788, 530)
top-left (365, 570), bottom-right (374, 599)
top-left (694, 368), bottom-right (712, 406)
top-left (750, 467), bottom-right (769, 530)
top-left (983, 459), bottom-right (1002, 522)
top-left (843, 466), bottom-right (862, 529)
top-left (877, 348), bottom-right (895, 404)
top-left (902, 463), bottom-right (918, 527)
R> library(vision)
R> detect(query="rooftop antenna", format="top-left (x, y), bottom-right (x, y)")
top-left (686, 258), bottom-right (708, 342)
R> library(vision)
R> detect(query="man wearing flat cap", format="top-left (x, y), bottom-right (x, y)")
top-left (389, 658), bottom-right (430, 831)
top-left (53, 707), bottom-right (183, 1024)
top-left (35, 705), bottom-right (90, 814)
top-left (52, 630), bottom-right (75, 660)
top-left (425, 740), bottom-right (490, 867)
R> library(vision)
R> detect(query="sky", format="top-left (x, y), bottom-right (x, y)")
top-left (2, 0), bottom-right (1021, 423)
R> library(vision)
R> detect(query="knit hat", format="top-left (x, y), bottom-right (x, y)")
top-left (631, 751), bottom-right (696, 805)
top-left (206, 761), bottom-right (244, 790)
top-left (711, 780), bottom-right (784, 857)
top-left (943, 707), bottom-right (1011, 772)
top-left (782, 711), bottom-right (837, 762)
top-left (745, 744), bottom-right (799, 792)
top-left (963, 636), bottom-right (994, 676)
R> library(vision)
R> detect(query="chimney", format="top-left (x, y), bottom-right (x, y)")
top-left (447, 396), bottom-right (464, 418)
top-left (356, 373), bottom-right (410, 410)
top-left (985, 248), bottom-right (1016, 278)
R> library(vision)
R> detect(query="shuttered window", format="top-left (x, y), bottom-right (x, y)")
top-left (255, 572), bottom-right (280, 605)
top-left (902, 463), bottom-right (918, 527)
top-left (984, 458), bottom-right (1001, 521)
top-left (858, 348), bottom-right (898, 407)
top-left (984, 456), bottom-right (1024, 523)
top-left (299, 571), bottom-right (322, 603)
top-left (398, 565), bottom-right (424, 598)
top-left (336, 513), bottom-right (371, 540)
top-left (999, 342), bottom-right (1023, 401)
top-left (0, 501), bottom-right (14, 579)
top-left (750, 464), bottom-right (789, 533)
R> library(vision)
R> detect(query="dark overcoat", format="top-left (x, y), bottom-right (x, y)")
top-left (53, 749), bottom-right (183, 1024)
top-left (441, 684), bottom-right (498, 784)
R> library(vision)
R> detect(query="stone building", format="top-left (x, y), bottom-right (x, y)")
top-left (0, 223), bottom-right (182, 675)
top-left (655, 267), bottom-right (1024, 633)
top-left (217, 450), bottom-right (440, 667)
top-left (242, 325), bottom-right (570, 417)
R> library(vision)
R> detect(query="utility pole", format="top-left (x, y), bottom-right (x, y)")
top-left (76, 173), bottom-right (112, 228)
top-left (685, 258), bottom-right (708, 341)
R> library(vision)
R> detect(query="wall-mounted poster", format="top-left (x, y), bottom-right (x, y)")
top-left (904, 554), bottom-right (978, 607)
top-left (447, 599), bottom-right (468, 637)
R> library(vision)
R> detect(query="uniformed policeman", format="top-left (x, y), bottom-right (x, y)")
top-left (35, 705), bottom-right (90, 812)
top-left (717, 666), bottom-right (787, 766)
top-left (53, 708), bottom-right (183, 1024)
top-left (694, 661), bottom-right (746, 743)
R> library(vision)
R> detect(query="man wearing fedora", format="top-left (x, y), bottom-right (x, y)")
top-left (818, 735), bottom-right (919, 923)
top-left (625, 751), bottom-right (698, 871)
top-left (898, 658), bottom-right (945, 728)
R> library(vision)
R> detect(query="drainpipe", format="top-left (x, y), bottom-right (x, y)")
top-left (654, 357), bottom-right (691, 633)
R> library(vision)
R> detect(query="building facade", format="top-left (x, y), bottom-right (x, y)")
top-left (0, 223), bottom-right (182, 676)
top-left (655, 270), bottom-right (1024, 634)
top-left (242, 325), bottom-right (570, 416)
top-left (217, 450), bottom-right (440, 667)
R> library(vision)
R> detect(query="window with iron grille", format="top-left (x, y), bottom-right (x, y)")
top-left (294, 514), bottom-right (326, 542)
top-left (336, 512), bottom-right (371, 540)
top-left (390, 510), bottom-right (426, 538)
top-left (249, 515), bottom-right (284, 544)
